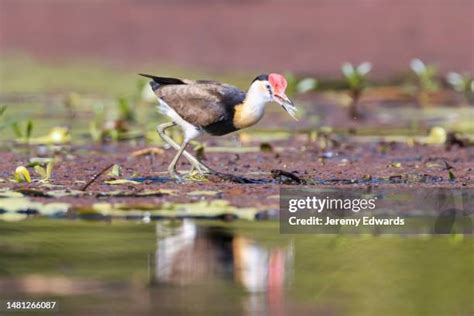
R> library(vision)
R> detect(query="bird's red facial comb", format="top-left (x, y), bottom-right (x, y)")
top-left (268, 73), bottom-right (297, 120)
top-left (269, 73), bottom-right (287, 95)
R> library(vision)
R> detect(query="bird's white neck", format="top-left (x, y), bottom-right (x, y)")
top-left (245, 81), bottom-right (271, 110)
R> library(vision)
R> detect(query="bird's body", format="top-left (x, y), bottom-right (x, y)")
top-left (140, 73), bottom-right (297, 179)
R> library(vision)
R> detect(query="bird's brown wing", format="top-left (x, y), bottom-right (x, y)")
top-left (156, 83), bottom-right (246, 127)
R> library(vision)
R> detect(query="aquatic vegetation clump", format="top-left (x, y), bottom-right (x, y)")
top-left (284, 73), bottom-right (318, 96)
top-left (446, 72), bottom-right (474, 104)
top-left (341, 62), bottom-right (372, 119)
top-left (410, 58), bottom-right (441, 106)
top-left (33, 161), bottom-right (54, 182)
top-left (410, 58), bottom-right (439, 92)
top-left (11, 120), bottom-right (33, 144)
top-left (89, 95), bottom-right (145, 143)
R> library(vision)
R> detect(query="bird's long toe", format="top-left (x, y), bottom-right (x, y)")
top-left (168, 167), bottom-right (183, 181)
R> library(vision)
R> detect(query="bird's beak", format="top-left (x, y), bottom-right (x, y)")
top-left (274, 93), bottom-right (298, 121)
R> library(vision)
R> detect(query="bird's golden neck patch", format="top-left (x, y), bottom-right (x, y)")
top-left (233, 101), bottom-right (265, 129)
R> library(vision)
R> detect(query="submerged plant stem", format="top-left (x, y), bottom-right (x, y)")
top-left (81, 163), bottom-right (115, 191)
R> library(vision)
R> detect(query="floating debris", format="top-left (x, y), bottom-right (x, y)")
top-left (271, 169), bottom-right (304, 184)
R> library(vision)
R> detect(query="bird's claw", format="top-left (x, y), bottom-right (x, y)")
top-left (168, 168), bottom-right (184, 183)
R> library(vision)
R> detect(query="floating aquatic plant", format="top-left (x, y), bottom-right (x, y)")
top-left (448, 169), bottom-right (456, 181)
top-left (14, 166), bottom-right (31, 183)
top-left (410, 58), bottom-right (440, 104)
top-left (108, 164), bottom-right (122, 177)
top-left (341, 62), bottom-right (372, 119)
top-left (34, 161), bottom-right (54, 182)
top-left (88, 97), bottom-right (145, 143)
top-left (446, 72), bottom-right (474, 104)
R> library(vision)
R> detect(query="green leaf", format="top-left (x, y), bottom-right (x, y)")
top-left (448, 170), bottom-right (456, 181)
top-left (14, 166), bottom-right (31, 183)
top-left (34, 165), bottom-right (47, 179)
top-left (109, 164), bottom-right (122, 177)
top-left (118, 97), bottom-right (135, 122)
top-left (26, 120), bottom-right (33, 139)
top-left (296, 78), bottom-right (318, 94)
top-left (11, 122), bottom-right (23, 138)
top-left (46, 161), bottom-right (54, 179)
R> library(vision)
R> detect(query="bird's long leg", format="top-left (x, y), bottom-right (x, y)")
top-left (167, 140), bottom-right (188, 180)
top-left (157, 123), bottom-right (216, 174)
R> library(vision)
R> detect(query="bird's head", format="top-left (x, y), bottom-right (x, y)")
top-left (249, 73), bottom-right (297, 120)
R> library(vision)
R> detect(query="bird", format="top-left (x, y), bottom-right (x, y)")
top-left (139, 73), bottom-right (297, 180)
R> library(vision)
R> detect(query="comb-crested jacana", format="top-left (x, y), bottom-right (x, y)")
top-left (139, 73), bottom-right (297, 179)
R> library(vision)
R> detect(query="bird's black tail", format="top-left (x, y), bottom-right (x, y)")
top-left (138, 74), bottom-right (185, 91)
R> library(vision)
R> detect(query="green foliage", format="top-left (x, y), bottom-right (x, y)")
top-left (448, 169), bottom-right (456, 181)
top-left (64, 92), bottom-right (81, 109)
top-left (26, 120), bottom-right (33, 140)
top-left (447, 72), bottom-right (474, 103)
top-left (284, 72), bottom-right (318, 97)
top-left (108, 164), bottom-right (122, 177)
top-left (0, 105), bottom-right (6, 131)
top-left (11, 122), bottom-right (22, 138)
top-left (11, 120), bottom-right (34, 143)
top-left (296, 78), bottom-right (318, 94)
top-left (89, 99), bottom-right (137, 143)
top-left (34, 161), bottom-right (54, 182)
top-left (117, 96), bottom-right (135, 122)
top-left (341, 62), bottom-right (372, 91)
top-left (14, 166), bottom-right (31, 183)
top-left (410, 58), bottom-right (439, 91)
top-left (0, 105), bottom-right (6, 117)
top-left (341, 62), bottom-right (372, 118)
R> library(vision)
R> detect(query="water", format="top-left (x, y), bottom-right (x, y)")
top-left (0, 219), bottom-right (472, 315)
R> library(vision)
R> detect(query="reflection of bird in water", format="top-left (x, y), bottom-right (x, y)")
top-left (140, 73), bottom-right (297, 180)
top-left (434, 208), bottom-right (456, 234)
top-left (156, 222), bottom-right (235, 284)
top-left (434, 208), bottom-right (472, 234)
top-left (155, 221), bottom-right (292, 294)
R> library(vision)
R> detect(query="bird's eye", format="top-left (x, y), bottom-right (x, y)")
top-left (265, 84), bottom-right (272, 95)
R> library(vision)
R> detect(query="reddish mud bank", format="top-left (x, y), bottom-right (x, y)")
top-left (1, 140), bottom-right (472, 211)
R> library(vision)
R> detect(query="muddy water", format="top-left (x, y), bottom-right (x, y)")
top-left (0, 219), bottom-right (472, 316)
